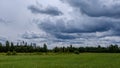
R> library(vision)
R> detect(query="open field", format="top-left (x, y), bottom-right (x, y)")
top-left (0, 53), bottom-right (120, 68)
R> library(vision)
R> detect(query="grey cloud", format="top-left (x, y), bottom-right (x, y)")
top-left (0, 18), bottom-right (8, 23)
top-left (36, 15), bottom-right (120, 41)
top-left (61, 0), bottom-right (120, 18)
top-left (53, 33), bottom-right (76, 39)
top-left (27, 0), bottom-right (120, 46)
top-left (21, 32), bottom-right (42, 39)
top-left (0, 36), bottom-right (7, 42)
top-left (39, 18), bottom-right (113, 32)
top-left (0, 18), bottom-right (6, 23)
top-left (28, 5), bottom-right (63, 16)
top-left (37, 17), bottom-right (115, 40)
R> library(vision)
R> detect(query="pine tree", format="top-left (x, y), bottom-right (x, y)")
top-left (10, 42), bottom-right (14, 51)
top-left (43, 43), bottom-right (48, 52)
top-left (0, 42), bottom-right (2, 52)
top-left (6, 41), bottom-right (10, 52)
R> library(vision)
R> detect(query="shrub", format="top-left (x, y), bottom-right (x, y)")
top-left (6, 51), bottom-right (11, 55)
top-left (74, 50), bottom-right (79, 54)
top-left (12, 51), bottom-right (17, 55)
top-left (36, 52), bottom-right (42, 55)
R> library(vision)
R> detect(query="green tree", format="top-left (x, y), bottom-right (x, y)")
top-left (108, 44), bottom-right (119, 53)
top-left (10, 42), bottom-right (14, 51)
top-left (6, 41), bottom-right (10, 52)
top-left (43, 43), bottom-right (48, 52)
top-left (0, 42), bottom-right (2, 52)
top-left (69, 45), bottom-right (74, 52)
top-left (53, 46), bottom-right (59, 53)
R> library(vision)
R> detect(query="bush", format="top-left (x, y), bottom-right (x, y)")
top-left (6, 51), bottom-right (17, 55)
top-left (6, 51), bottom-right (11, 55)
top-left (74, 50), bottom-right (79, 54)
top-left (12, 51), bottom-right (17, 55)
top-left (35, 52), bottom-right (43, 55)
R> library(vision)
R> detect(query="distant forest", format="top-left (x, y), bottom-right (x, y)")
top-left (0, 41), bottom-right (120, 53)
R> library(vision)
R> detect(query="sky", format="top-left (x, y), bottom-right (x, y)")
top-left (0, 0), bottom-right (120, 48)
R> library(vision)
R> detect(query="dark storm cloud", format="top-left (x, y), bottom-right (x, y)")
top-left (37, 18), bottom-right (115, 39)
top-left (38, 20), bottom-right (75, 39)
top-left (53, 33), bottom-right (76, 39)
top-left (61, 0), bottom-right (120, 18)
top-left (29, 0), bottom-right (120, 45)
top-left (39, 18), bottom-right (112, 34)
top-left (28, 5), bottom-right (63, 16)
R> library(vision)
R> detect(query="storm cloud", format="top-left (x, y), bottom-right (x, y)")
top-left (39, 18), bottom-right (112, 34)
top-left (61, 0), bottom-right (120, 18)
top-left (38, 16), bottom-right (120, 40)
top-left (34, 0), bottom-right (120, 45)
top-left (1, 0), bottom-right (120, 48)
top-left (28, 5), bottom-right (63, 16)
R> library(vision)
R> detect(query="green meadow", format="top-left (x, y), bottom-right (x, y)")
top-left (0, 53), bottom-right (120, 68)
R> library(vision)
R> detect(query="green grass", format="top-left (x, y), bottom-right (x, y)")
top-left (0, 53), bottom-right (120, 68)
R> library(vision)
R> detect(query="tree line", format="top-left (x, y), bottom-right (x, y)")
top-left (0, 41), bottom-right (120, 53)
top-left (0, 41), bottom-right (47, 53)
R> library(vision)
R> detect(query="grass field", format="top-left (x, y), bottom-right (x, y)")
top-left (0, 53), bottom-right (120, 68)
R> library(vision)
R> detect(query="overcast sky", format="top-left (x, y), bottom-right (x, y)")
top-left (0, 0), bottom-right (120, 48)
